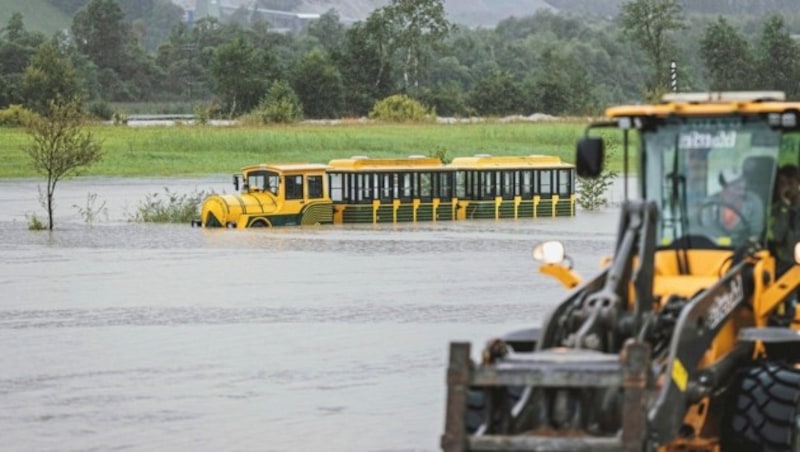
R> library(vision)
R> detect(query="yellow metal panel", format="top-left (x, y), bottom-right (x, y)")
top-left (372, 199), bottom-right (380, 224)
top-left (392, 199), bottom-right (400, 223)
top-left (551, 195), bottom-right (560, 217)
top-left (449, 154), bottom-right (570, 168)
top-left (671, 359), bottom-right (688, 392)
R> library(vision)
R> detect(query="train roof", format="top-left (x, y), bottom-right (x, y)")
top-left (449, 154), bottom-right (572, 169)
top-left (327, 155), bottom-right (445, 171)
top-left (242, 163), bottom-right (329, 173)
top-left (606, 91), bottom-right (800, 118)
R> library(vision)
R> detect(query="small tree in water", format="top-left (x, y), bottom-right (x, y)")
top-left (23, 98), bottom-right (103, 230)
top-left (577, 146), bottom-right (619, 211)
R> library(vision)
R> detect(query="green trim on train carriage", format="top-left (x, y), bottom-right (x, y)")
top-left (336, 200), bottom-right (460, 224)
top-left (245, 201), bottom-right (333, 228)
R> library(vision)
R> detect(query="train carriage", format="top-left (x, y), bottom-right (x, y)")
top-left (327, 155), bottom-right (455, 224)
top-left (448, 154), bottom-right (576, 220)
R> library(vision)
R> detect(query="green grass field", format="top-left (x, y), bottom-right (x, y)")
top-left (1, 120), bottom-right (623, 178)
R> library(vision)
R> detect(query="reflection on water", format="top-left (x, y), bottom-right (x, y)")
top-left (0, 177), bottom-right (619, 451)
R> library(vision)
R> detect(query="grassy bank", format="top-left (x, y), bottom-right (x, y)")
top-left (0, 120), bottom-right (610, 178)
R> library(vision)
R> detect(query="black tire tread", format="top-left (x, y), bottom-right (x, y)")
top-left (724, 362), bottom-right (800, 451)
top-left (465, 386), bottom-right (524, 434)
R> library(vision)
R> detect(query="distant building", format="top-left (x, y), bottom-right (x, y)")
top-left (187, 0), bottom-right (322, 33)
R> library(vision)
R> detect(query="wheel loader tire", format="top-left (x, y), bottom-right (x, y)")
top-left (723, 362), bottom-right (800, 451)
top-left (465, 386), bottom-right (524, 434)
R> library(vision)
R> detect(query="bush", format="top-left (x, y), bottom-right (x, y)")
top-left (128, 187), bottom-right (212, 223)
top-left (112, 111), bottom-right (128, 125)
top-left (0, 104), bottom-right (35, 127)
top-left (88, 101), bottom-right (114, 120)
top-left (194, 103), bottom-right (212, 125)
top-left (253, 80), bottom-right (303, 124)
top-left (369, 94), bottom-right (433, 122)
top-left (26, 213), bottom-right (46, 230)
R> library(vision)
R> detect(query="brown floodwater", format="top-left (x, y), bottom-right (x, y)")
top-left (0, 177), bottom-right (622, 451)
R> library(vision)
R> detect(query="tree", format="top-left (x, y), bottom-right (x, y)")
top-left (338, 20), bottom-right (394, 116)
top-left (755, 15), bottom-right (800, 98)
top-left (71, 0), bottom-right (131, 73)
top-left (23, 99), bottom-right (103, 230)
top-left (210, 35), bottom-right (267, 117)
top-left (255, 80), bottom-right (302, 124)
top-left (21, 42), bottom-right (82, 115)
top-left (468, 70), bottom-right (523, 116)
top-left (0, 13), bottom-right (46, 107)
top-left (306, 9), bottom-right (346, 58)
top-left (523, 47), bottom-right (596, 116)
top-left (291, 48), bottom-right (344, 119)
top-left (380, 0), bottom-right (453, 94)
top-left (620, 0), bottom-right (685, 97)
top-left (700, 17), bottom-right (753, 91)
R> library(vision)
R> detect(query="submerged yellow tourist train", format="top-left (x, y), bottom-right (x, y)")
top-left (196, 154), bottom-right (576, 228)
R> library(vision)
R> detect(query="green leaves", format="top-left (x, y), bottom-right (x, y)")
top-left (23, 98), bottom-right (103, 229)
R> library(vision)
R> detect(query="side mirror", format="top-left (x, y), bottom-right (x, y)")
top-left (233, 174), bottom-right (240, 191)
top-left (576, 136), bottom-right (605, 178)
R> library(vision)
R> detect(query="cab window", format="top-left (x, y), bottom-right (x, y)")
top-left (308, 175), bottom-right (323, 199)
top-left (286, 175), bottom-right (303, 200)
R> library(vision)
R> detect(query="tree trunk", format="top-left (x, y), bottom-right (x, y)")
top-left (47, 177), bottom-right (55, 230)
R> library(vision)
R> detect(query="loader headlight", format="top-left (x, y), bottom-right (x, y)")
top-left (794, 242), bottom-right (800, 265)
top-left (532, 240), bottom-right (566, 265)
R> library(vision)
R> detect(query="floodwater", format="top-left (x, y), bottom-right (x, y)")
top-left (0, 176), bottom-right (623, 451)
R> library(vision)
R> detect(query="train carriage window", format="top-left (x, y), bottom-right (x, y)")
top-left (521, 171), bottom-right (533, 197)
top-left (329, 173), bottom-right (343, 201)
top-left (401, 173), bottom-right (412, 201)
top-left (354, 173), bottom-right (369, 203)
top-left (381, 173), bottom-right (392, 200)
top-left (540, 170), bottom-right (552, 196)
top-left (502, 171), bottom-right (514, 200)
top-left (343, 174), bottom-right (351, 202)
top-left (363, 174), bottom-right (371, 202)
top-left (468, 171), bottom-right (478, 199)
top-left (439, 172), bottom-right (453, 199)
top-left (480, 171), bottom-right (495, 200)
top-left (371, 173), bottom-right (379, 200)
top-left (419, 172), bottom-right (432, 200)
top-left (286, 175), bottom-right (303, 200)
top-left (308, 175), bottom-right (324, 199)
top-left (455, 171), bottom-right (466, 198)
top-left (558, 169), bottom-right (571, 197)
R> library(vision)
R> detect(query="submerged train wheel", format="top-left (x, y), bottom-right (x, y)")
top-left (722, 362), bottom-right (800, 451)
top-left (249, 218), bottom-right (272, 228)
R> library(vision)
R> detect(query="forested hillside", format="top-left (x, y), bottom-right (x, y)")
top-left (2, 0), bottom-right (800, 121)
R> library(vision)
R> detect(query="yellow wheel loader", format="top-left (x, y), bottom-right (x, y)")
top-left (442, 92), bottom-right (800, 451)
